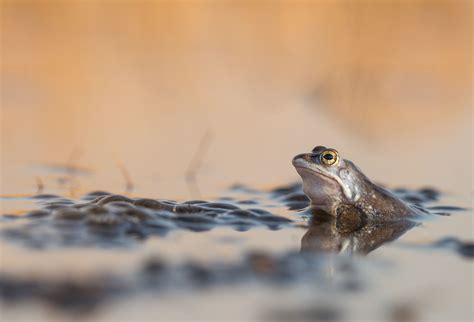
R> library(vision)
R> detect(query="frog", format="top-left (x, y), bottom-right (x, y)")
top-left (292, 146), bottom-right (422, 220)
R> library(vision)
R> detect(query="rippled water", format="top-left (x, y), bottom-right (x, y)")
top-left (0, 181), bottom-right (472, 321)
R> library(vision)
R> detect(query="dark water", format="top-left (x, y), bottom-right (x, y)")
top-left (0, 183), bottom-right (471, 321)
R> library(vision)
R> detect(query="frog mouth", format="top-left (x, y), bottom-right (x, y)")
top-left (293, 164), bottom-right (336, 182)
top-left (292, 157), bottom-right (335, 182)
top-left (291, 154), bottom-right (335, 180)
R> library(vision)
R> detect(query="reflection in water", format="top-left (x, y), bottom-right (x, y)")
top-left (301, 209), bottom-right (417, 255)
top-left (0, 185), bottom-right (471, 319)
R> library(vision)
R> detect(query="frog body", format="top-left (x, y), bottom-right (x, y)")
top-left (292, 146), bottom-right (421, 220)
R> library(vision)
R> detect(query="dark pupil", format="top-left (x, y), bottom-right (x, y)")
top-left (323, 153), bottom-right (334, 160)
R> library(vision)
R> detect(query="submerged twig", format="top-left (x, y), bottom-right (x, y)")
top-left (117, 161), bottom-right (134, 195)
top-left (34, 176), bottom-right (44, 194)
top-left (185, 129), bottom-right (213, 198)
top-left (48, 147), bottom-right (85, 197)
top-left (64, 147), bottom-right (83, 197)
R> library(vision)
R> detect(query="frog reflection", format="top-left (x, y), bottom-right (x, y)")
top-left (301, 208), bottom-right (417, 255)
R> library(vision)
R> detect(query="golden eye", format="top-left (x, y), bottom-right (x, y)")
top-left (320, 149), bottom-right (339, 166)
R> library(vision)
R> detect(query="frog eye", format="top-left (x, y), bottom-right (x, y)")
top-left (320, 149), bottom-right (339, 166)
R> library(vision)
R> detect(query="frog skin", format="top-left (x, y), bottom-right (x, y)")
top-left (292, 146), bottom-right (422, 220)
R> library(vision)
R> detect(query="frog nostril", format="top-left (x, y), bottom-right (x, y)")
top-left (292, 154), bottom-right (306, 162)
top-left (310, 154), bottom-right (319, 162)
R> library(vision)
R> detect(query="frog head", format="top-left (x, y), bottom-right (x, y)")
top-left (292, 146), bottom-right (368, 212)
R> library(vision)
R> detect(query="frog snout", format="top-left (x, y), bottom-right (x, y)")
top-left (292, 153), bottom-right (311, 165)
top-left (293, 154), bottom-right (306, 161)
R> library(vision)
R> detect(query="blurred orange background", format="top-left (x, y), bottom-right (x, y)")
top-left (1, 1), bottom-right (472, 200)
